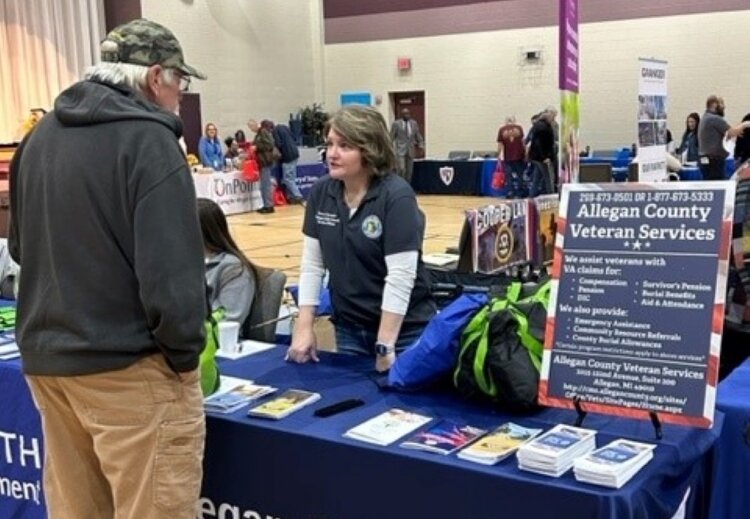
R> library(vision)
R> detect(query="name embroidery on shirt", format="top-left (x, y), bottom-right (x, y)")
top-left (315, 211), bottom-right (340, 227)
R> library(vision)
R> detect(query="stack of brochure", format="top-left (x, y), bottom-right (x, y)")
top-left (344, 408), bottom-right (432, 446)
top-left (399, 419), bottom-right (486, 455)
top-left (204, 377), bottom-right (278, 414)
top-left (573, 439), bottom-right (656, 488)
top-left (517, 424), bottom-right (597, 477)
top-left (247, 389), bottom-right (321, 420)
top-left (458, 422), bottom-right (542, 465)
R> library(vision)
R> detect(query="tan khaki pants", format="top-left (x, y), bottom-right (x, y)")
top-left (26, 354), bottom-right (206, 519)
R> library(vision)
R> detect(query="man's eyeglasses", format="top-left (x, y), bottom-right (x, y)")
top-left (177, 75), bottom-right (191, 93)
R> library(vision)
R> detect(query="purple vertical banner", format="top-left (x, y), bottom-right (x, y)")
top-left (559, 0), bottom-right (579, 92)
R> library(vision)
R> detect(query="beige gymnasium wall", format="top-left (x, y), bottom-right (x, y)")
top-left (141, 0), bottom-right (325, 144)
top-left (324, 9), bottom-right (750, 157)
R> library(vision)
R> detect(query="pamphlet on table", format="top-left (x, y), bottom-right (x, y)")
top-left (344, 408), bottom-right (432, 446)
top-left (458, 422), bottom-right (543, 465)
top-left (399, 419), bottom-right (486, 455)
top-left (248, 389), bottom-right (321, 419)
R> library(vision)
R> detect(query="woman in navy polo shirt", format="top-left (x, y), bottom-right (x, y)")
top-left (287, 105), bottom-right (436, 372)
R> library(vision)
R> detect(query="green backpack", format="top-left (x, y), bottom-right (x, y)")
top-left (200, 307), bottom-right (225, 396)
top-left (453, 280), bottom-right (551, 412)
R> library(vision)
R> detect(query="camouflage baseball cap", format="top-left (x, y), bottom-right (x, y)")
top-left (100, 18), bottom-right (206, 80)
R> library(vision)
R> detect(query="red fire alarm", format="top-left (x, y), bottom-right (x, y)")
top-left (397, 57), bottom-right (411, 71)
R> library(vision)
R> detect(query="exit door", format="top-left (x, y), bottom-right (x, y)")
top-left (391, 91), bottom-right (426, 158)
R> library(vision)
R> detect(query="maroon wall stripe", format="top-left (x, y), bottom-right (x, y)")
top-left (324, 0), bottom-right (750, 44)
top-left (323, 0), bottom-right (492, 19)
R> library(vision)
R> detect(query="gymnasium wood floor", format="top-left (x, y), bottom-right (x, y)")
top-left (228, 194), bottom-right (494, 286)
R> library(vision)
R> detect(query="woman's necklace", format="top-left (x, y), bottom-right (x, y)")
top-left (344, 188), bottom-right (366, 208)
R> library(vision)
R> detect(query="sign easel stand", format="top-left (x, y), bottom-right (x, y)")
top-left (573, 397), bottom-right (664, 440)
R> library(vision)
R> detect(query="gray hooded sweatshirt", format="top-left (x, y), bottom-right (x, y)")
top-left (9, 79), bottom-right (206, 375)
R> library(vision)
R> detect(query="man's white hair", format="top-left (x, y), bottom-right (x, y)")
top-left (84, 62), bottom-right (176, 94)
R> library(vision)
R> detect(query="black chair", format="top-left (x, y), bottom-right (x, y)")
top-left (447, 150), bottom-right (471, 160)
top-left (579, 163), bottom-right (613, 183)
top-left (471, 150), bottom-right (498, 159)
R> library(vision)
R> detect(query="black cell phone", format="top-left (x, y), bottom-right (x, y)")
top-left (313, 398), bottom-right (365, 418)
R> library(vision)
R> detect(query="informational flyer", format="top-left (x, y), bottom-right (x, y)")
top-left (539, 182), bottom-right (735, 427)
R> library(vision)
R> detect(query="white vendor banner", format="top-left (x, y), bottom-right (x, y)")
top-left (192, 171), bottom-right (262, 215)
top-left (637, 58), bottom-right (668, 182)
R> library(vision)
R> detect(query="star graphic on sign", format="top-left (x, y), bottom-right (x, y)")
top-left (645, 241), bottom-right (652, 248)
top-left (632, 240), bottom-right (642, 250)
top-left (623, 241), bottom-right (630, 248)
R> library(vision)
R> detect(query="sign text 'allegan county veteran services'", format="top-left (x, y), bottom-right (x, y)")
top-left (538, 182), bottom-right (735, 428)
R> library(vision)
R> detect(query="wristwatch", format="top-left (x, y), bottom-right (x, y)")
top-left (374, 342), bottom-right (395, 356)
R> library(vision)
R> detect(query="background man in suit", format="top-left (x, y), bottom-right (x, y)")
top-left (390, 108), bottom-right (424, 183)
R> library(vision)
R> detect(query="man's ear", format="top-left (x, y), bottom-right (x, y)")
top-left (145, 64), bottom-right (165, 98)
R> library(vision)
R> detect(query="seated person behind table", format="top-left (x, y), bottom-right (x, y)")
top-left (198, 122), bottom-right (224, 170)
top-left (198, 198), bottom-right (256, 337)
top-left (287, 105), bottom-right (437, 373)
top-left (225, 136), bottom-right (240, 160)
top-left (235, 129), bottom-right (251, 154)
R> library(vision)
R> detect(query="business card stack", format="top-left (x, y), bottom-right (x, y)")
top-left (458, 422), bottom-right (542, 465)
top-left (399, 419), bottom-right (486, 455)
top-left (517, 424), bottom-right (597, 477)
top-left (344, 408), bottom-right (432, 446)
top-left (573, 439), bottom-right (656, 488)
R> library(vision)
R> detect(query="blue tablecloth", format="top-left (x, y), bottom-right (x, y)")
top-left (711, 357), bottom-right (750, 519)
top-left (205, 349), bottom-right (722, 519)
top-left (272, 161), bottom-right (327, 199)
top-left (0, 348), bottom-right (724, 519)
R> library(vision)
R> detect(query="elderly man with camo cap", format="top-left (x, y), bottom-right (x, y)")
top-left (9, 19), bottom-right (207, 518)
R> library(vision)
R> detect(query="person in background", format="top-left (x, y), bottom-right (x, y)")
top-left (527, 109), bottom-right (556, 192)
top-left (726, 160), bottom-right (750, 327)
top-left (199, 122), bottom-right (224, 170)
top-left (235, 129), bottom-right (251, 154)
top-left (677, 112), bottom-right (700, 163)
top-left (198, 198), bottom-right (256, 337)
top-left (697, 95), bottom-right (750, 180)
top-left (390, 108), bottom-right (424, 184)
top-left (248, 119), bottom-right (277, 214)
top-left (545, 105), bottom-right (560, 156)
top-left (272, 120), bottom-right (305, 204)
top-left (288, 105), bottom-right (436, 372)
top-left (497, 115), bottom-right (526, 183)
top-left (665, 129), bottom-right (675, 155)
top-left (8, 18), bottom-right (207, 518)
top-left (225, 136), bottom-right (240, 160)
top-left (734, 113), bottom-right (750, 166)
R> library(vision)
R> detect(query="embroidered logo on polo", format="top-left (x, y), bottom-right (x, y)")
top-left (361, 215), bottom-right (383, 239)
top-left (439, 166), bottom-right (454, 186)
top-left (315, 211), bottom-right (340, 227)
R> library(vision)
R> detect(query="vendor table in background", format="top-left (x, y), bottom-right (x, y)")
top-left (273, 161), bottom-right (326, 200)
top-left (412, 159), bottom-right (484, 195)
top-left (192, 170), bottom-right (261, 215)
